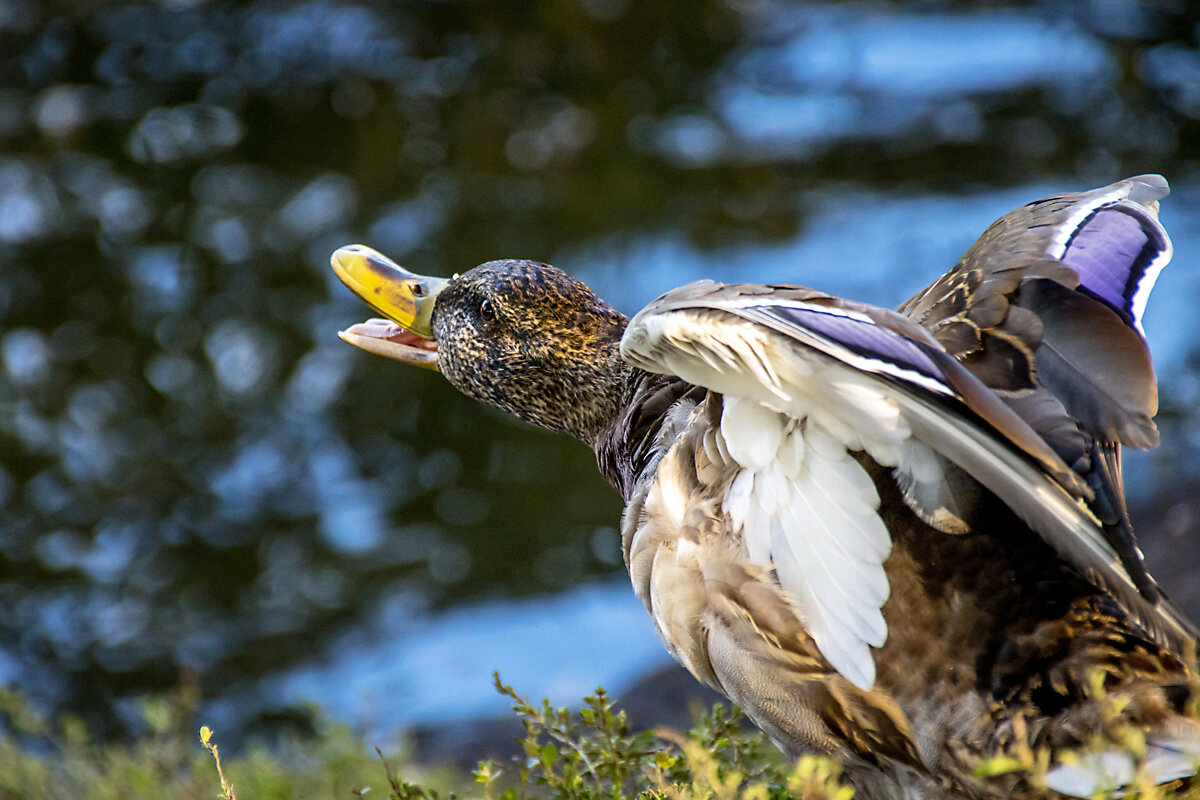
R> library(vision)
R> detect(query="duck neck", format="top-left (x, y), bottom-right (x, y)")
top-left (562, 326), bottom-right (636, 447)
top-left (594, 369), bottom-right (705, 501)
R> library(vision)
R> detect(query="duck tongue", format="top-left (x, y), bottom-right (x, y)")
top-left (344, 318), bottom-right (438, 350)
top-left (338, 317), bottom-right (439, 369)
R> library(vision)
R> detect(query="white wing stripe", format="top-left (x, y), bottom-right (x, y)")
top-left (738, 306), bottom-right (957, 398)
top-left (1046, 185), bottom-right (1128, 260)
top-left (1129, 242), bottom-right (1172, 337)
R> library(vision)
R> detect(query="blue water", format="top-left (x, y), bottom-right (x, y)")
top-left (255, 580), bottom-right (668, 742)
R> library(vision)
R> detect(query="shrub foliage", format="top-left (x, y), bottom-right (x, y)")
top-left (0, 672), bottom-right (1197, 799)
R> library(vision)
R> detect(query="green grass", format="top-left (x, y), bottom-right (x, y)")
top-left (0, 680), bottom-right (399, 800)
top-left (0, 672), bottom-right (1196, 799)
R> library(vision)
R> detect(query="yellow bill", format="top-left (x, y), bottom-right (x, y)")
top-left (330, 244), bottom-right (447, 370)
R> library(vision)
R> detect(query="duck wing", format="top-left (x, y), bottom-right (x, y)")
top-left (901, 174), bottom-right (1172, 599)
top-left (615, 377), bottom-right (926, 772)
top-left (620, 277), bottom-right (1195, 695)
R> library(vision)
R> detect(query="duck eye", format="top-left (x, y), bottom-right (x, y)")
top-left (479, 298), bottom-right (496, 320)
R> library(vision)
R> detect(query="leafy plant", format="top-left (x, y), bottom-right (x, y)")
top-left (1, 669), bottom-right (1197, 799)
top-left (366, 672), bottom-right (852, 800)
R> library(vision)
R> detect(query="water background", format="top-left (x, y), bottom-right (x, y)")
top-left (2, 0), bottom-right (1200, 747)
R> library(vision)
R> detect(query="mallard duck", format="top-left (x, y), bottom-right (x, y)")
top-left (331, 175), bottom-right (1199, 799)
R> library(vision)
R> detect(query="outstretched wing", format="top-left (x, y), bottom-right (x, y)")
top-left (901, 174), bottom-right (1172, 598)
top-left (904, 174), bottom-right (1170, 347)
top-left (621, 279), bottom-right (1195, 693)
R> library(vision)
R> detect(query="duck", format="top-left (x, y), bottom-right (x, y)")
top-left (330, 175), bottom-right (1199, 799)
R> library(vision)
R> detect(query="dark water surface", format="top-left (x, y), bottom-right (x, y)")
top-left (2, 0), bottom-right (1200, 743)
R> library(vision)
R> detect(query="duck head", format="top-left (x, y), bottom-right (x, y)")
top-left (331, 245), bottom-right (631, 444)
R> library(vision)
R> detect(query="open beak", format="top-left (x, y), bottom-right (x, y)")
top-left (330, 245), bottom-right (447, 370)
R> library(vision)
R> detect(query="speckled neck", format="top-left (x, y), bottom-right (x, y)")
top-left (558, 321), bottom-right (636, 446)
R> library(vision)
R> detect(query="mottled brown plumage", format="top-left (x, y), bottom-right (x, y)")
top-left (432, 260), bottom-right (631, 444)
top-left (867, 454), bottom-right (1191, 797)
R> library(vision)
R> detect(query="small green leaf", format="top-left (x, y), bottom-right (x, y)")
top-left (975, 755), bottom-right (1026, 777)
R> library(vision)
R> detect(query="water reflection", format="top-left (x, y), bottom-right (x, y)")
top-left (259, 581), bottom-right (669, 743)
top-left (0, 0), bottom-right (1198, 740)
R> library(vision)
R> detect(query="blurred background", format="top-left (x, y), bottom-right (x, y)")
top-left (1, 0), bottom-right (1199, 755)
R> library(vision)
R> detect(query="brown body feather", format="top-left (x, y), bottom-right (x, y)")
top-left (597, 376), bottom-right (1192, 798)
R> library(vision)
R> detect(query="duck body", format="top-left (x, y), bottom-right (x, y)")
top-left (332, 175), bottom-right (1198, 799)
top-left (603, 368), bottom-right (1189, 798)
